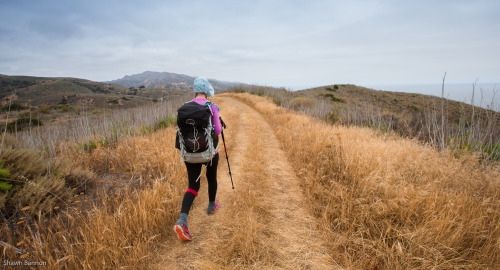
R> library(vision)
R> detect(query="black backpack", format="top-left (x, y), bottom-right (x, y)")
top-left (175, 101), bottom-right (218, 163)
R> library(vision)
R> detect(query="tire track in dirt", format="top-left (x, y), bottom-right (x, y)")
top-left (154, 96), bottom-right (337, 269)
top-left (230, 97), bottom-right (336, 269)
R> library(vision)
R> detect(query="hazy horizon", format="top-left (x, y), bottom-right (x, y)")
top-left (1, 69), bottom-right (498, 110)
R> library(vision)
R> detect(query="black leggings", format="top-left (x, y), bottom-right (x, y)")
top-left (181, 153), bottom-right (219, 214)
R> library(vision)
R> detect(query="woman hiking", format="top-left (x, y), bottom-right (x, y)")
top-left (174, 77), bottom-right (222, 241)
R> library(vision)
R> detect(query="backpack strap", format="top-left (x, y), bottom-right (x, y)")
top-left (202, 101), bottom-right (213, 116)
top-left (204, 101), bottom-right (219, 112)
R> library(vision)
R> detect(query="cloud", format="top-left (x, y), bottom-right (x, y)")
top-left (29, 17), bottom-right (82, 41)
top-left (0, 0), bottom-right (498, 87)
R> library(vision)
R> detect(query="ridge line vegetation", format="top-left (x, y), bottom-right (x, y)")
top-left (224, 84), bottom-right (499, 163)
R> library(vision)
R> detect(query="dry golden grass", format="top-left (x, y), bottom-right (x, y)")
top-left (3, 92), bottom-right (498, 269)
top-left (0, 132), bottom-right (96, 220)
top-left (3, 128), bottom-right (186, 269)
top-left (228, 93), bottom-right (500, 269)
top-left (226, 85), bottom-right (500, 162)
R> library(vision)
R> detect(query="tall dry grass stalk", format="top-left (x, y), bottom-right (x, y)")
top-left (3, 128), bottom-right (186, 269)
top-left (229, 93), bottom-right (500, 269)
top-left (2, 94), bottom-right (189, 267)
top-left (12, 95), bottom-right (187, 157)
top-left (226, 86), bottom-right (499, 163)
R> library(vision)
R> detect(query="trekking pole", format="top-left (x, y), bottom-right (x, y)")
top-left (220, 117), bottom-right (234, 189)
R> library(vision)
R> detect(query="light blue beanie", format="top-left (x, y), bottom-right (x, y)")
top-left (193, 77), bottom-right (214, 97)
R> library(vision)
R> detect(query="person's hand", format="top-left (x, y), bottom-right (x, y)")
top-left (219, 117), bottom-right (227, 129)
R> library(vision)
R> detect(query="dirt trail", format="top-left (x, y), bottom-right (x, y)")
top-left (155, 97), bottom-right (337, 269)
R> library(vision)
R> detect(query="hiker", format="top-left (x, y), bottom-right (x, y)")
top-left (174, 77), bottom-right (222, 241)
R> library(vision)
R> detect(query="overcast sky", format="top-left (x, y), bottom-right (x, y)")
top-left (1, 0), bottom-right (499, 93)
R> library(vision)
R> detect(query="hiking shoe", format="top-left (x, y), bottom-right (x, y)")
top-left (174, 220), bottom-right (192, 241)
top-left (207, 201), bottom-right (220, 215)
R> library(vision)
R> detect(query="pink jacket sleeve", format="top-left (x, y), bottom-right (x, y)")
top-left (211, 104), bottom-right (222, 135)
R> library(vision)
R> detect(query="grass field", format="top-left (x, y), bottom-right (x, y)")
top-left (225, 84), bottom-right (500, 164)
top-left (1, 93), bottom-right (498, 269)
top-left (230, 93), bottom-right (499, 269)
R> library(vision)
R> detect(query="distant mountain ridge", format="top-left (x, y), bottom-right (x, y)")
top-left (0, 74), bottom-right (189, 110)
top-left (108, 71), bottom-right (244, 92)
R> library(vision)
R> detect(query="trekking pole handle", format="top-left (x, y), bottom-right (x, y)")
top-left (219, 117), bottom-right (226, 129)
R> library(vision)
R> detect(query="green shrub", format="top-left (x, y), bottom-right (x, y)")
top-left (0, 162), bottom-right (11, 191)
top-left (1, 103), bottom-right (27, 111)
top-left (82, 140), bottom-right (97, 152)
top-left (408, 104), bottom-right (418, 111)
top-left (483, 144), bottom-right (500, 160)
top-left (272, 97), bottom-right (282, 106)
top-left (139, 126), bottom-right (155, 135)
top-left (327, 112), bottom-right (339, 123)
top-left (450, 136), bottom-right (499, 162)
top-left (325, 85), bottom-right (338, 92)
top-left (56, 104), bottom-right (72, 112)
top-left (0, 169), bottom-right (10, 177)
top-left (156, 117), bottom-right (176, 129)
top-left (81, 139), bottom-right (110, 153)
top-left (323, 93), bottom-right (345, 103)
top-left (232, 89), bottom-right (247, 93)
top-left (0, 181), bottom-right (12, 191)
top-left (5, 118), bottom-right (42, 132)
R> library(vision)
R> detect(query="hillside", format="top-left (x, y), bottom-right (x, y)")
top-left (0, 75), bottom-right (122, 105)
top-left (298, 84), bottom-right (495, 123)
top-left (0, 74), bottom-right (190, 109)
top-left (108, 71), bottom-right (244, 92)
top-left (0, 74), bottom-right (191, 132)
top-left (226, 84), bottom-right (499, 157)
top-left (227, 83), bottom-right (498, 124)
